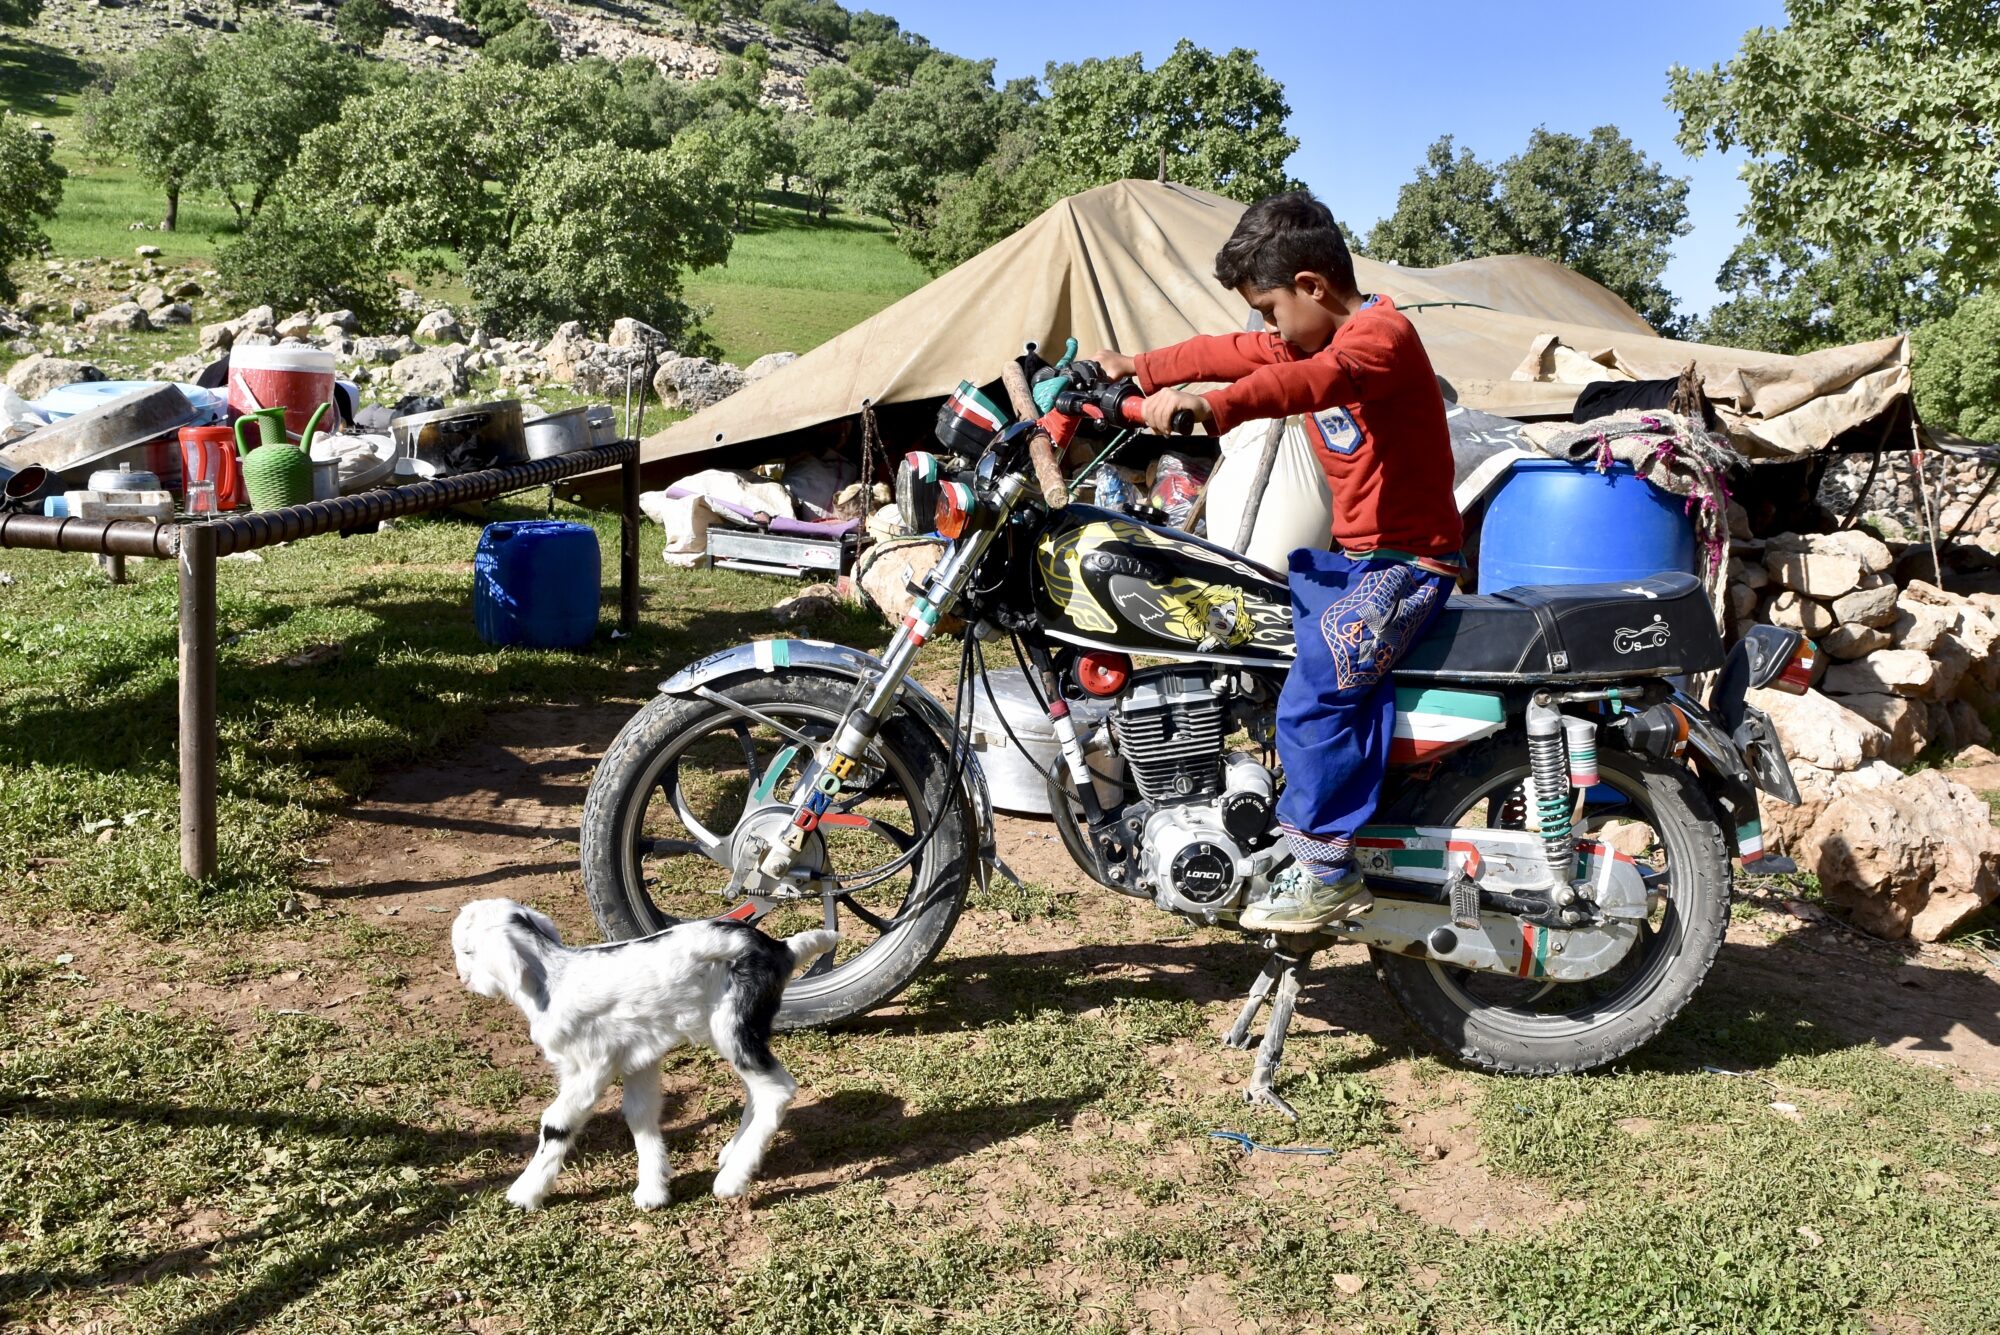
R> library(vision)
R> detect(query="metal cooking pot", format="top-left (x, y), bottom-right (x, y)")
top-left (522, 406), bottom-right (594, 460)
top-left (388, 399), bottom-right (526, 475)
top-left (88, 463), bottom-right (164, 492)
top-left (585, 405), bottom-right (618, 446)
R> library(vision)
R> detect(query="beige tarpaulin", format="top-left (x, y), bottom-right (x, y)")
top-left (642, 180), bottom-right (1910, 467)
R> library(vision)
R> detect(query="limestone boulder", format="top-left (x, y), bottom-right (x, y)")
top-left (1808, 769), bottom-right (2000, 941)
top-left (389, 347), bottom-right (469, 397)
top-left (1888, 599), bottom-right (1952, 652)
top-left (4, 354), bottom-right (105, 399)
top-left (1821, 650), bottom-right (1938, 699)
top-left (1821, 623), bottom-right (1891, 660)
top-left (1746, 686), bottom-right (1887, 772)
top-left (84, 301), bottom-right (151, 334)
top-left (134, 283), bottom-right (167, 312)
top-left (540, 321), bottom-right (594, 382)
top-left (1764, 590), bottom-right (1837, 637)
top-left (314, 309), bottom-right (358, 333)
top-left (148, 302), bottom-right (193, 326)
top-left (652, 355), bottom-right (745, 412)
top-left (414, 309), bottom-right (461, 344)
top-left (1774, 528), bottom-right (1895, 574)
top-left (1764, 549), bottom-right (1863, 599)
top-left (608, 317), bottom-right (665, 349)
top-left (349, 334), bottom-right (417, 365)
top-left (744, 350), bottom-right (799, 383)
top-left (1829, 583), bottom-right (1899, 628)
top-left (1836, 692), bottom-right (1928, 767)
top-left (199, 320), bottom-right (238, 354)
top-left (275, 312), bottom-right (314, 340)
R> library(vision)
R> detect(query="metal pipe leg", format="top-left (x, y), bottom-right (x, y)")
top-left (620, 451), bottom-right (640, 634)
top-left (1245, 959), bottom-right (1308, 1122)
top-left (1223, 961), bottom-right (1283, 1050)
top-left (178, 522), bottom-right (218, 879)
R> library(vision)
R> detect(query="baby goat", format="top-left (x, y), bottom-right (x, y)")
top-left (451, 898), bottom-right (836, 1210)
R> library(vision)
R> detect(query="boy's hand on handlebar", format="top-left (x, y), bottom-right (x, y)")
top-left (1089, 349), bottom-right (1137, 381)
top-left (1143, 389), bottom-right (1211, 436)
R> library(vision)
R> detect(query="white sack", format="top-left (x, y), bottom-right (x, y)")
top-left (1203, 416), bottom-right (1333, 569)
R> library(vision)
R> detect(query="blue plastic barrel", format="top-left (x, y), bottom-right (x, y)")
top-left (1479, 459), bottom-right (1695, 592)
top-left (473, 520), bottom-right (601, 649)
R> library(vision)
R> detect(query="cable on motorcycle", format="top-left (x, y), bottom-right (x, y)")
top-left (825, 634), bottom-right (981, 900)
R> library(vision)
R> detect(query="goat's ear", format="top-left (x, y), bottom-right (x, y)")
top-left (513, 944), bottom-right (551, 1012)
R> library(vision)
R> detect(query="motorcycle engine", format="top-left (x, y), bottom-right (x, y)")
top-left (1112, 669), bottom-right (1285, 922)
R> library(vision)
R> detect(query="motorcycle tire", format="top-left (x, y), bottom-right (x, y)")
top-left (1371, 740), bottom-right (1731, 1076)
top-left (580, 673), bottom-right (973, 1031)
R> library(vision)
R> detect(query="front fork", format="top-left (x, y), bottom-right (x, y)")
top-left (746, 474), bottom-right (1029, 888)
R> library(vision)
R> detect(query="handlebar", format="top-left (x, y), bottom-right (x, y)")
top-left (1000, 361), bottom-right (1068, 508)
top-left (1054, 380), bottom-right (1196, 436)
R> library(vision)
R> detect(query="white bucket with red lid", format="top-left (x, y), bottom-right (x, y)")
top-left (228, 345), bottom-right (337, 441)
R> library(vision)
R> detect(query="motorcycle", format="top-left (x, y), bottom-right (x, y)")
top-left (580, 348), bottom-right (1811, 1115)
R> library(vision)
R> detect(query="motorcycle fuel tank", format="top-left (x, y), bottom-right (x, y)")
top-left (1035, 505), bottom-right (1294, 665)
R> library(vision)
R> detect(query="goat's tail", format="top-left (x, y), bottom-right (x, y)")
top-left (783, 929), bottom-right (839, 977)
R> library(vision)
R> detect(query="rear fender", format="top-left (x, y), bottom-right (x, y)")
top-left (659, 639), bottom-right (999, 886)
top-left (1673, 691), bottom-right (1769, 866)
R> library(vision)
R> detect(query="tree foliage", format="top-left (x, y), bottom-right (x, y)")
top-left (1913, 294), bottom-right (2000, 441)
top-left (334, 0), bottom-right (392, 48)
top-left (78, 34), bottom-right (216, 231)
top-left (1697, 236), bottom-right (1955, 352)
top-left (282, 59), bottom-right (728, 337)
top-left (1669, 0), bottom-right (2000, 304)
top-left (1040, 40), bottom-right (1297, 202)
top-left (844, 53), bottom-right (1007, 231)
top-left (209, 18), bottom-right (356, 222)
top-left (0, 114), bottom-right (64, 303)
top-left (466, 140), bottom-right (731, 338)
top-left (482, 14), bottom-right (560, 67)
top-left (1367, 127), bottom-right (1691, 333)
top-left (215, 203), bottom-right (397, 329)
top-left (1361, 137), bottom-right (1507, 266)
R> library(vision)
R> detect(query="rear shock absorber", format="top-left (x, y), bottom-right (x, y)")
top-left (1525, 695), bottom-right (1575, 886)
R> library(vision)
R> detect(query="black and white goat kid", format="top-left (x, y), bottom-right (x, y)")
top-left (451, 898), bottom-right (836, 1210)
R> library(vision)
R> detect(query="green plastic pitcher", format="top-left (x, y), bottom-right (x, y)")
top-left (235, 403), bottom-right (326, 511)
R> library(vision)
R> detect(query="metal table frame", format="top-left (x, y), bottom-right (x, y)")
top-left (0, 441), bottom-right (642, 878)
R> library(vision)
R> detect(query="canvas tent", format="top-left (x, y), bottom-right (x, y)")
top-left (641, 179), bottom-right (1912, 472)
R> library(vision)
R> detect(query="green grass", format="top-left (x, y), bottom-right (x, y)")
top-left (685, 199), bottom-right (927, 366)
top-left (0, 501), bottom-right (884, 935)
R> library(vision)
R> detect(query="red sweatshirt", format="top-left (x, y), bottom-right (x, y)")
top-left (1133, 296), bottom-right (1463, 559)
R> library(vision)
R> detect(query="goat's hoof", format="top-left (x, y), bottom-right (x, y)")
top-left (712, 1170), bottom-right (751, 1200)
top-left (632, 1185), bottom-right (670, 1211)
top-left (505, 1184), bottom-right (545, 1212)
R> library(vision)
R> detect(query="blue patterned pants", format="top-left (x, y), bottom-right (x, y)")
top-left (1275, 549), bottom-right (1455, 882)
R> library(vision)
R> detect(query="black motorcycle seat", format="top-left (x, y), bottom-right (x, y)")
top-left (1395, 572), bottom-right (1723, 683)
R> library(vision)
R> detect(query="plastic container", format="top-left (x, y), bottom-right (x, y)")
top-left (1479, 459), bottom-right (1695, 593)
top-left (227, 345), bottom-right (336, 442)
top-left (473, 520), bottom-right (601, 649)
top-left (179, 425), bottom-right (247, 511)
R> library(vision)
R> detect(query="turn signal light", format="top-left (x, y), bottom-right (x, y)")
top-left (1075, 650), bottom-right (1132, 697)
top-left (934, 481), bottom-right (975, 539)
top-left (1774, 639), bottom-right (1817, 695)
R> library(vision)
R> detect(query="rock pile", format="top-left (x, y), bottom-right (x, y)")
top-left (1729, 527), bottom-right (2000, 940)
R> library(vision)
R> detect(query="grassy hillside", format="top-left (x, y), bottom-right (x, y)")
top-left (0, 28), bottom-right (925, 372)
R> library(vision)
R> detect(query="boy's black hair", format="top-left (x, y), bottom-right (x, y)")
top-left (1213, 190), bottom-right (1357, 296)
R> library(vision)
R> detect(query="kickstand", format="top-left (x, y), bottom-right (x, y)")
top-left (1221, 939), bottom-right (1317, 1123)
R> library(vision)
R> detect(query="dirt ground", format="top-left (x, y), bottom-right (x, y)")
top-left (12, 702), bottom-right (2000, 1332)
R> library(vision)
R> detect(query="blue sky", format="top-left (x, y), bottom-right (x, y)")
top-left (884, 0), bottom-right (1789, 322)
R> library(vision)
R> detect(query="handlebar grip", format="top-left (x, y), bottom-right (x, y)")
top-left (1116, 395), bottom-right (1197, 436)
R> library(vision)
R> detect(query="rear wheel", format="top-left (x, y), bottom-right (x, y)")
top-left (1371, 742), bottom-right (1731, 1075)
top-left (580, 673), bottom-right (972, 1029)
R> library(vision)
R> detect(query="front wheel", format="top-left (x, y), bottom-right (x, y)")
top-left (579, 672), bottom-right (973, 1029)
top-left (1371, 742), bottom-right (1732, 1075)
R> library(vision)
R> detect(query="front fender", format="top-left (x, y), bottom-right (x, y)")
top-left (659, 639), bottom-right (1000, 884)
